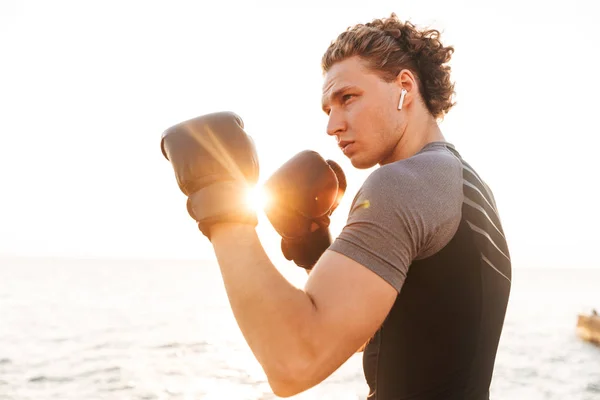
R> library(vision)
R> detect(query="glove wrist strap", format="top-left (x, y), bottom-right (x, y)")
top-left (187, 181), bottom-right (257, 239)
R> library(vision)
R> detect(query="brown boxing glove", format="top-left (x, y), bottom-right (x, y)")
top-left (161, 111), bottom-right (260, 239)
top-left (263, 151), bottom-right (346, 269)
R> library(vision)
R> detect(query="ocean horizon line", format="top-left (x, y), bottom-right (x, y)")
top-left (0, 253), bottom-right (216, 265)
top-left (1, 253), bottom-right (598, 271)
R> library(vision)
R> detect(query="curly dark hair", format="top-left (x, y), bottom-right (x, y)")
top-left (322, 13), bottom-right (456, 120)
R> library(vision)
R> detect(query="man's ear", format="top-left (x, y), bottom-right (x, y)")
top-left (395, 69), bottom-right (418, 109)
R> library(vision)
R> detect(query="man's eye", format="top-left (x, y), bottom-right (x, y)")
top-left (342, 94), bottom-right (354, 103)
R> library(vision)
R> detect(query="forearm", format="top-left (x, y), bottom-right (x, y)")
top-left (209, 223), bottom-right (318, 392)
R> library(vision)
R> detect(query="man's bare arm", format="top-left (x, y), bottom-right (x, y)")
top-left (210, 223), bottom-right (397, 397)
top-left (210, 223), bottom-right (317, 395)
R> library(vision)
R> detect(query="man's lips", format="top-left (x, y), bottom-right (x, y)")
top-left (338, 140), bottom-right (354, 154)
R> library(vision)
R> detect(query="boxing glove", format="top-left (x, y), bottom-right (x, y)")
top-left (263, 151), bottom-right (346, 269)
top-left (160, 111), bottom-right (259, 239)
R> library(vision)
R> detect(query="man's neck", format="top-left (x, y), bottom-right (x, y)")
top-left (381, 114), bottom-right (445, 165)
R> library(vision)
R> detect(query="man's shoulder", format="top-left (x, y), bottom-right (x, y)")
top-left (360, 142), bottom-right (462, 194)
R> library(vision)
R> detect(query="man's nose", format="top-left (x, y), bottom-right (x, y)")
top-left (326, 110), bottom-right (346, 137)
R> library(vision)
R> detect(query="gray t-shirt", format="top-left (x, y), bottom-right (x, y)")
top-left (329, 142), bottom-right (464, 292)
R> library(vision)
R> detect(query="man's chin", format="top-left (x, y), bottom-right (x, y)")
top-left (349, 154), bottom-right (377, 170)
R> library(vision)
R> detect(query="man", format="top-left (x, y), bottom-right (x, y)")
top-left (161, 13), bottom-right (511, 400)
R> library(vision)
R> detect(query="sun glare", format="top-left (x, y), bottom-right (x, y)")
top-left (245, 186), bottom-right (270, 212)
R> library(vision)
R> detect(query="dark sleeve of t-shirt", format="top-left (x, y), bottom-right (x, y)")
top-left (328, 147), bottom-right (464, 292)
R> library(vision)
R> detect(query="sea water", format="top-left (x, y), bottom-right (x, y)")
top-left (1, 257), bottom-right (599, 400)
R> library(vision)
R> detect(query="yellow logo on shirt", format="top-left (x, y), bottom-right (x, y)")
top-left (357, 199), bottom-right (370, 209)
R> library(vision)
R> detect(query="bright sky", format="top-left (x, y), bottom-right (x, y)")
top-left (1, 0), bottom-right (598, 272)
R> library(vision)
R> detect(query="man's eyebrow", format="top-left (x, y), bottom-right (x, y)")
top-left (321, 85), bottom-right (355, 110)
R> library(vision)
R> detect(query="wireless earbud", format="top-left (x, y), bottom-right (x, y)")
top-left (398, 89), bottom-right (407, 110)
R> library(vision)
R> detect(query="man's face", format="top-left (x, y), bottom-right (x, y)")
top-left (322, 56), bottom-right (402, 169)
